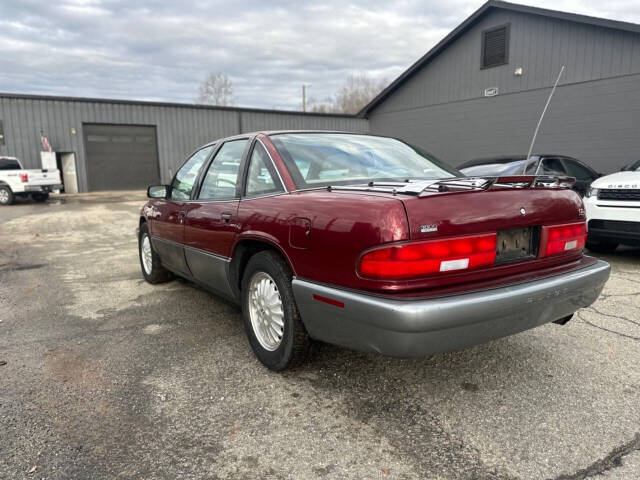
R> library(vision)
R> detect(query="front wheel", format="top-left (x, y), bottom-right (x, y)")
top-left (241, 251), bottom-right (310, 371)
top-left (138, 223), bottom-right (172, 284)
top-left (0, 186), bottom-right (14, 205)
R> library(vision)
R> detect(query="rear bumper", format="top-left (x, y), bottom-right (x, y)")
top-left (292, 259), bottom-right (610, 357)
top-left (24, 184), bottom-right (63, 192)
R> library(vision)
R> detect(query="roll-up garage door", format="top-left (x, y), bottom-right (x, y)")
top-left (84, 124), bottom-right (160, 191)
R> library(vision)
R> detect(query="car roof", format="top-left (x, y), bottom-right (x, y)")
top-left (459, 154), bottom-right (577, 169)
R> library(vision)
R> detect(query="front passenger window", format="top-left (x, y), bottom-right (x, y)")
top-left (541, 158), bottom-right (565, 176)
top-left (198, 139), bottom-right (247, 199)
top-left (170, 146), bottom-right (214, 200)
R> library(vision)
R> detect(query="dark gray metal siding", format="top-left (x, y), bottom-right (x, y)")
top-left (0, 96), bottom-right (368, 192)
top-left (371, 9), bottom-right (640, 116)
top-left (369, 74), bottom-right (640, 173)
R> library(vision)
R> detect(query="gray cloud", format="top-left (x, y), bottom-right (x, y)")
top-left (1, 0), bottom-right (639, 110)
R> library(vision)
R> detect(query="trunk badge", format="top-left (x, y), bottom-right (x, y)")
top-left (420, 224), bottom-right (438, 233)
top-left (520, 208), bottom-right (526, 216)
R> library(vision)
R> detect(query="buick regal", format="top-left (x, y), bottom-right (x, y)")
top-left (138, 131), bottom-right (610, 371)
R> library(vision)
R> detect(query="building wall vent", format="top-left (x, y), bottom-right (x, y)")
top-left (482, 25), bottom-right (509, 69)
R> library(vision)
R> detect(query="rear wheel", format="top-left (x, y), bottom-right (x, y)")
top-left (241, 251), bottom-right (310, 371)
top-left (32, 192), bottom-right (49, 202)
top-left (0, 186), bottom-right (14, 205)
top-left (586, 240), bottom-right (618, 254)
top-left (138, 223), bottom-right (172, 284)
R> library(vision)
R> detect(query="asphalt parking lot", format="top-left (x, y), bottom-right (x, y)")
top-left (1, 192), bottom-right (639, 480)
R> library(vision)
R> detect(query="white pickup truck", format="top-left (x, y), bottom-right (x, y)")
top-left (0, 156), bottom-right (63, 205)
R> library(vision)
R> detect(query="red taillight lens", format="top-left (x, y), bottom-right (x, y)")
top-left (358, 233), bottom-right (497, 280)
top-left (540, 222), bottom-right (586, 258)
top-left (19, 173), bottom-right (28, 182)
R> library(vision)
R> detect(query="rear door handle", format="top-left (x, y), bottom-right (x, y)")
top-left (178, 210), bottom-right (186, 223)
top-left (221, 212), bottom-right (232, 223)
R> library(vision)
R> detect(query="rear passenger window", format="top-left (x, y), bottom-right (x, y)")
top-left (170, 146), bottom-right (213, 200)
top-left (563, 160), bottom-right (594, 181)
top-left (198, 139), bottom-right (247, 199)
top-left (0, 158), bottom-right (20, 170)
top-left (245, 142), bottom-right (284, 197)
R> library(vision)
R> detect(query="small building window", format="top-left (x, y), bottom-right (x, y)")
top-left (0, 120), bottom-right (5, 146)
top-left (481, 25), bottom-right (509, 69)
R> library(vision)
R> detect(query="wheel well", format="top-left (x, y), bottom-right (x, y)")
top-left (229, 240), bottom-right (292, 295)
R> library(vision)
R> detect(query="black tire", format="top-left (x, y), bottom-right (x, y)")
top-left (586, 240), bottom-right (618, 254)
top-left (32, 192), bottom-right (49, 202)
top-left (241, 250), bottom-right (310, 371)
top-left (138, 223), bottom-right (173, 284)
top-left (0, 185), bottom-right (14, 206)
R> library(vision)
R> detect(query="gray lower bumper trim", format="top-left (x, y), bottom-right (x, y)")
top-left (292, 259), bottom-right (610, 357)
top-left (24, 184), bottom-right (62, 192)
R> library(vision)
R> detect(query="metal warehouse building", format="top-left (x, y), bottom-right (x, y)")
top-left (0, 95), bottom-right (367, 192)
top-left (362, 1), bottom-right (640, 173)
top-left (1, 0), bottom-right (640, 193)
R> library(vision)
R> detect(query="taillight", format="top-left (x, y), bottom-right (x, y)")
top-left (358, 233), bottom-right (497, 280)
top-left (539, 222), bottom-right (586, 258)
top-left (19, 173), bottom-right (28, 182)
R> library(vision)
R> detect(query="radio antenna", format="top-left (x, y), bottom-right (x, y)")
top-left (524, 65), bottom-right (565, 174)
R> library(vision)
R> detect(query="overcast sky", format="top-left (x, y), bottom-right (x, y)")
top-left (1, 0), bottom-right (639, 110)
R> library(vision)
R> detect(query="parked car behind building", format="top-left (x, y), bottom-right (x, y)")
top-left (459, 155), bottom-right (600, 197)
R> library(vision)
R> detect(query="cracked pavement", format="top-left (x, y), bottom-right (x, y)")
top-left (1, 192), bottom-right (639, 479)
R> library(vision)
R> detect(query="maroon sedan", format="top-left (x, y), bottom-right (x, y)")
top-left (138, 131), bottom-right (610, 370)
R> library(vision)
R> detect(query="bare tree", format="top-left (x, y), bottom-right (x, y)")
top-left (307, 96), bottom-right (339, 114)
top-left (196, 72), bottom-right (235, 106)
top-left (309, 74), bottom-right (387, 114)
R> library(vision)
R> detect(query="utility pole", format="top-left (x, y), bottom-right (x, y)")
top-left (302, 84), bottom-right (311, 112)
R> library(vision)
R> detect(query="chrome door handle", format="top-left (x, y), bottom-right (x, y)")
top-left (221, 212), bottom-right (232, 223)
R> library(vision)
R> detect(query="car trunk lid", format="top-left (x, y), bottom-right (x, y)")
top-left (402, 187), bottom-right (584, 241)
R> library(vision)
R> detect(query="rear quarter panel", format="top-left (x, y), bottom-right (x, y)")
top-left (234, 191), bottom-right (409, 287)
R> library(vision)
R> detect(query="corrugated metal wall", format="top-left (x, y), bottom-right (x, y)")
top-left (0, 95), bottom-right (368, 192)
top-left (371, 9), bottom-right (640, 116)
top-left (368, 8), bottom-right (640, 173)
top-left (369, 74), bottom-right (640, 173)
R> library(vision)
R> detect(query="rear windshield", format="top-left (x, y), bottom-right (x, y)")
top-left (270, 133), bottom-right (459, 189)
top-left (0, 158), bottom-right (20, 170)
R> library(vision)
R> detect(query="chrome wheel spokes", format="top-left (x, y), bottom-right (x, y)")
top-left (141, 235), bottom-right (153, 275)
top-left (248, 272), bottom-right (284, 351)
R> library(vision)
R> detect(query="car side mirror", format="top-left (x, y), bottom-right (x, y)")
top-left (620, 165), bottom-right (630, 171)
top-left (147, 185), bottom-right (170, 199)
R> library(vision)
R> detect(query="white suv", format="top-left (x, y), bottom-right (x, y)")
top-left (584, 165), bottom-right (640, 253)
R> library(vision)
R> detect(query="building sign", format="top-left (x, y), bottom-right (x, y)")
top-left (484, 87), bottom-right (499, 97)
top-left (0, 120), bottom-right (4, 146)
